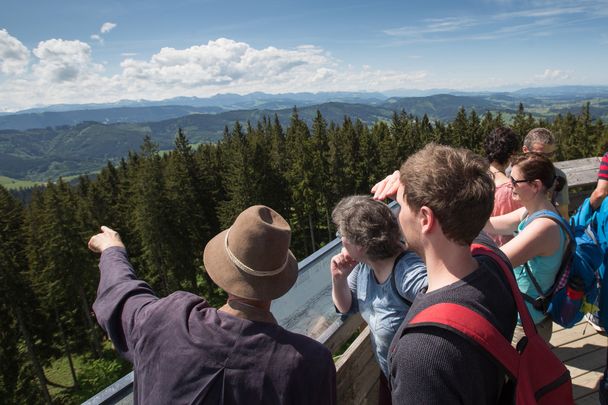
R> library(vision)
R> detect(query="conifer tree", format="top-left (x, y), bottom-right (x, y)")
top-left (132, 135), bottom-right (174, 294)
top-left (311, 110), bottom-right (335, 242)
top-left (285, 108), bottom-right (316, 255)
top-left (0, 186), bottom-right (51, 404)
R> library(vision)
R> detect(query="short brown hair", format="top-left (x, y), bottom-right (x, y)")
top-left (524, 128), bottom-right (555, 149)
top-left (332, 196), bottom-right (403, 260)
top-left (399, 143), bottom-right (494, 246)
top-left (511, 152), bottom-right (559, 191)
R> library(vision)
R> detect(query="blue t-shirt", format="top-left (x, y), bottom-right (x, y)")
top-left (346, 251), bottom-right (427, 376)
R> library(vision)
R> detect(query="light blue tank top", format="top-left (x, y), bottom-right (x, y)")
top-left (514, 210), bottom-right (567, 324)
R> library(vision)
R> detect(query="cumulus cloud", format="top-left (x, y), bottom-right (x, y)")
top-left (32, 39), bottom-right (104, 82)
top-left (100, 22), bottom-right (117, 33)
top-left (0, 29), bottom-right (30, 75)
top-left (535, 68), bottom-right (570, 81)
top-left (120, 38), bottom-right (332, 89)
top-left (90, 22), bottom-right (117, 45)
top-left (0, 36), bottom-right (430, 110)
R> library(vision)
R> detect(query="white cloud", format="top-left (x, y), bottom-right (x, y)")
top-left (91, 34), bottom-right (103, 44)
top-left (534, 69), bottom-right (570, 81)
top-left (120, 38), bottom-right (333, 89)
top-left (0, 36), bottom-right (463, 110)
top-left (384, 17), bottom-right (476, 38)
top-left (0, 29), bottom-right (30, 75)
top-left (100, 22), bottom-right (117, 34)
top-left (32, 39), bottom-right (104, 82)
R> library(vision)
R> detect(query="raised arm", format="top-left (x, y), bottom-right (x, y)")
top-left (330, 248), bottom-right (358, 313)
top-left (371, 170), bottom-right (401, 201)
top-left (396, 252), bottom-right (427, 303)
top-left (484, 207), bottom-right (526, 236)
top-left (89, 226), bottom-right (159, 362)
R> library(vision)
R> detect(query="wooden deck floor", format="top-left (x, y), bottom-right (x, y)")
top-left (551, 319), bottom-right (607, 404)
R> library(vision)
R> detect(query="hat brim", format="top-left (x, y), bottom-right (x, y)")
top-left (203, 229), bottom-right (298, 301)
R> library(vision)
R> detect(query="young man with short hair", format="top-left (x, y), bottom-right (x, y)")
top-left (374, 144), bottom-right (517, 404)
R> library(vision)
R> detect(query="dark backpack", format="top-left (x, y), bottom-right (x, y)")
top-left (405, 244), bottom-right (573, 404)
top-left (520, 209), bottom-right (603, 328)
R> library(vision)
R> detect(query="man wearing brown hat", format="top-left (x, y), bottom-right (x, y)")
top-left (89, 205), bottom-right (336, 405)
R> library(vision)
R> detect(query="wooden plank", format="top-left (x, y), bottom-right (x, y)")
top-left (555, 157), bottom-right (601, 188)
top-left (335, 327), bottom-right (381, 405)
top-left (553, 333), bottom-right (608, 362)
top-left (576, 393), bottom-right (601, 404)
top-left (572, 368), bottom-right (603, 400)
top-left (564, 347), bottom-right (606, 379)
top-left (555, 157), bottom-right (601, 171)
top-left (550, 322), bottom-right (601, 347)
top-left (320, 313), bottom-right (365, 354)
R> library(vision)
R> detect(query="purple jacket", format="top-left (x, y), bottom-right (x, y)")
top-left (93, 247), bottom-right (336, 405)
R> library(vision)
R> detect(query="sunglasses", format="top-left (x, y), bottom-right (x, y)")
top-left (510, 176), bottom-right (529, 187)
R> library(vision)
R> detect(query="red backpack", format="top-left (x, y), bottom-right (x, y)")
top-left (405, 244), bottom-right (574, 404)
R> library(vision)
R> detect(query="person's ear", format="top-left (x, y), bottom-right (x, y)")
top-left (522, 145), bottom-right (529, 153)
top-left (419, 206), bottom-right (434, 234)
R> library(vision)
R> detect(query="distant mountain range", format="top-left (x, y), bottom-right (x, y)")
top-left (1, 86), bottom-right (607, 182)
top-left (1, 86), bottom-right (607, 131)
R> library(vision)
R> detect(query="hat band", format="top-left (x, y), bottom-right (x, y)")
top-left (224, 228), bottom-right (288, 277)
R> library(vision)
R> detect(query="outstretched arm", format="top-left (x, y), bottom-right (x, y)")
top-left (484, 207), bottom-right (526, 236)
top-left (88, 225), bottom-right (125, 252)
top-left (89, 226), bottom-right (159, 362)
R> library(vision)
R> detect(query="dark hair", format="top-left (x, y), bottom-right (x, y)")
top-left (484, 127), bottom-right (520, 165)
top-left (511, 152), bottom-right (557, 191)
top-left (332, 196), bottom-right (403, 260)
top-left (400, 143), bottom-right (494, 246)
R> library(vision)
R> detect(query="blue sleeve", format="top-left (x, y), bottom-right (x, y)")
top-left (92, 247), bottom-right (159, 363)
top-left (396, 251), bottom-right (428, 303)
top-left (344, 264), bottom-right (361, 314)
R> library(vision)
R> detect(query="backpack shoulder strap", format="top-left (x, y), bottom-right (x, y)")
top-left (525, 210), bottom-right (574, 242)
top-left (406, 302), bottom-right (518, 377)
top-left (518, 211), bottom-right (575, 306)
top-left (470, 243), bottom-right (538, 337)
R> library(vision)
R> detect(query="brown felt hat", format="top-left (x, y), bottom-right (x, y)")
top-left (203, 205), bottom-right (298, 301)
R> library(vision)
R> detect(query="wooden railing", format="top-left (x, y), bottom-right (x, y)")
top-left (85, 156), bottom-right (602, 405)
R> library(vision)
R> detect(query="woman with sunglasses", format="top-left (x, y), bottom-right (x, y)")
top-left (484, 152), bottom-right (567, 344)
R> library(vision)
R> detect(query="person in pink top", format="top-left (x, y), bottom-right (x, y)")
top-left (484, 127), bottom-right (522, 246)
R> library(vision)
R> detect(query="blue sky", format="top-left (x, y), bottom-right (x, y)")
top-left (1, 0), bottom-right (607, 111)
